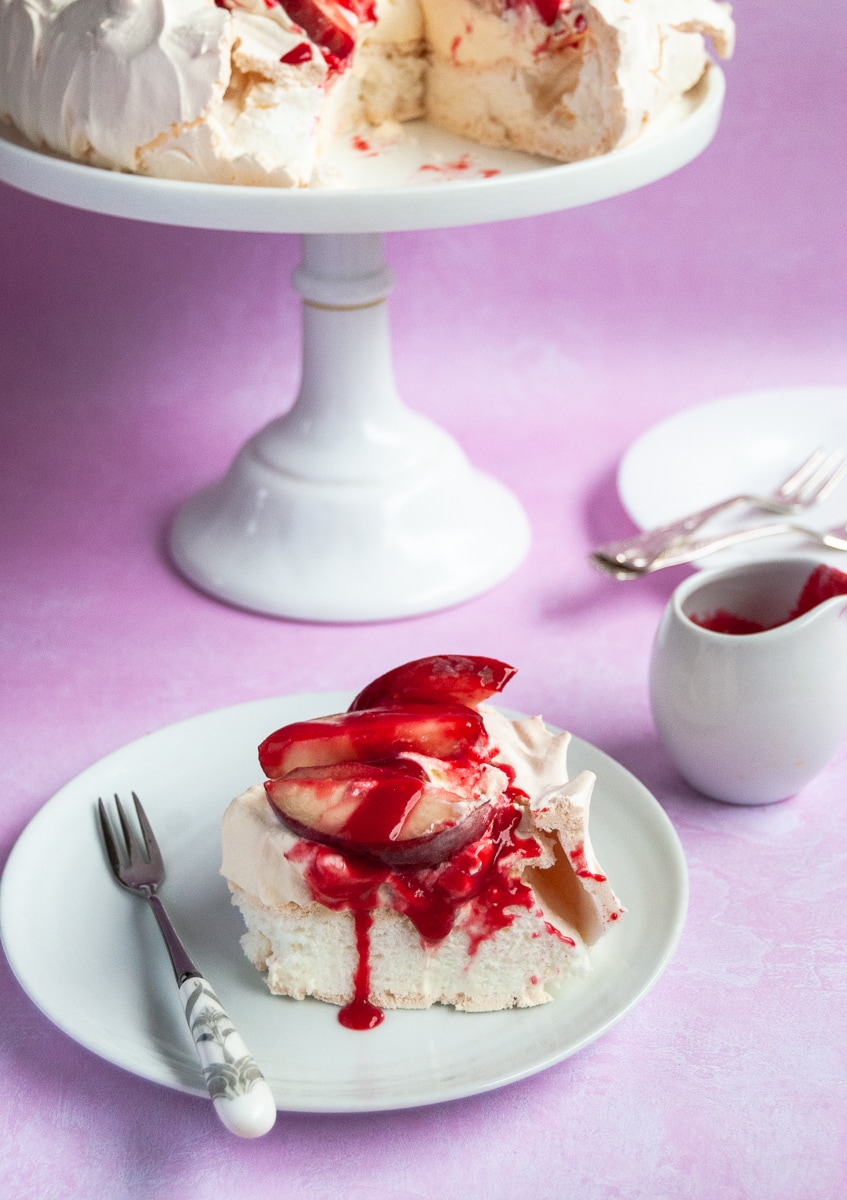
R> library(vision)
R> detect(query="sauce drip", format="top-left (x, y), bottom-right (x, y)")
top-left (568, 840), bottom-right (607, 883)
top-left (339, 908), bottom-right (384, 1030)
top-left (286, 795), bottom-right (542, 1028)
top-left (338, 771), bottom-right (423, 843)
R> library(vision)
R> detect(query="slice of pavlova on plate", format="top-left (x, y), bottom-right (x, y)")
top-left (221, 654), bottom-right (624, 1029)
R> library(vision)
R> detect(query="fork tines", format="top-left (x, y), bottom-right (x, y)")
top-left (98, 792), bottom-right (162, 873)
top-left (783, 448), bottom-right (847, 506)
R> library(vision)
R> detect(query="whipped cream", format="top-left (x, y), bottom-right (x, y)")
top-left (0, 0), bottom-right (234, 171)
top-left (0, 0), bottom-right (366, 184)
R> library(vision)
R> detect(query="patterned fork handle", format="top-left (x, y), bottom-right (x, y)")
top-left (142, 893), bottom-right (277, 1139)
top-left (179, 973), bottom-right (276, 1136)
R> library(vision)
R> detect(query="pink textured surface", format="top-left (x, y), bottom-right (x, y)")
top-left (1, 3), bottom-right (846, 1197)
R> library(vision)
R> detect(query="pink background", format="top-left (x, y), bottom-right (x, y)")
top-left (1, 2), bottom-right (846, 1197)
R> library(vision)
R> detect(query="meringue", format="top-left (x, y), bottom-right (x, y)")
top-left (0, 0), bottom-right (734, 186)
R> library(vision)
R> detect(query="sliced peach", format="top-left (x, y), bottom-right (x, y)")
top-left (258, 705), bottom-right (488, 779)
top-left (266, 762), bottom-right (422, 841)
top-left (349, 655), bottom-right (516, 712)
top-left (266, 764), bottom-right (494, 868)
top-left (372, 805), bottom-right (494, 868)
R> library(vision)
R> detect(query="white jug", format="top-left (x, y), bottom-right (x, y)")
top-left (649, 557), bottom-right (847, 804)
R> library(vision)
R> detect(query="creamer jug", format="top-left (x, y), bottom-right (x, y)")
top-left (650, 557), bottom-right (847, 804)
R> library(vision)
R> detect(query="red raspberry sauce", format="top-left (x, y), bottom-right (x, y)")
top-left (690, 609), bottom-right (767, 635)
top-left (286, 796), bottom-right (542, 1029)
top-left (690, 564), bottom-right (847, 634)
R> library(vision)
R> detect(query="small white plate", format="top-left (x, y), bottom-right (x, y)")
top-left (1, 694), bottom-right (687, 1113)
top-left (618, 387), bottom-right (847, 571)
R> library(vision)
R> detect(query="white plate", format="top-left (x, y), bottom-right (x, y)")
top-left (1, 693), bottom-right (687, 1113)
top-left (618, 386), bottom-right (847, 571)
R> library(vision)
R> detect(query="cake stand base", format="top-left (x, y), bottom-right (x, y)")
top-left (169, 233), bottom-right (530, 622)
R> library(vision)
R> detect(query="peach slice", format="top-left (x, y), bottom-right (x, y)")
top-left (266, 763), bottom-right (494, 867)
top-left (259, 705), bottom-right (489, 779)
top-left (349, 655), bottom-right (516, 713)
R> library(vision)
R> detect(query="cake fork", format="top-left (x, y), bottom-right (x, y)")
top-left (593, 447), bottom-right (847, 574)
top-left (97, 792), bottom-right (276, 1138)
top-left (592, 517), bottom-right (847, 578)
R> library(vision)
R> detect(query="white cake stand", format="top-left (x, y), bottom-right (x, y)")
top-left (0, 69), bottom-right (724, 622)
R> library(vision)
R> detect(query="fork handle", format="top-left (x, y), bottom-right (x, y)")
top-left (178, 974), bottom-right (277, 1138)
top-left (632, 519), bottom-right (819, 572)
top-left (593, 495), bottom-right (782, 571)
top-left (145, 894), bottom-right (276, 1138)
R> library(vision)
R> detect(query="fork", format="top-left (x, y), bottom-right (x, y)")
top-left (591, 517), bottom-right (847, 578)
top-left (593, 447), bottom-right (847, 574)
top-left (97, 793), bottom-right (276, 1138)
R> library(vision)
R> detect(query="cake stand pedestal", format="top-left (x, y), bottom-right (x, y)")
top-left (172, 231), bottom-right (530, 621)
top-left (0, 69), bottom-right (725, 621)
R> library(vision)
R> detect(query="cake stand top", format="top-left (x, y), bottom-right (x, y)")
top-left (0, 68), bottom-right (723, 234)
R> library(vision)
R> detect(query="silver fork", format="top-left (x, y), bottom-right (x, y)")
top-left (592, 517), bottom-right (847, 578)
top-left (97, 792), bottom-right (276, 1138)
top-left (593, 448), bottom-right (847, 574)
